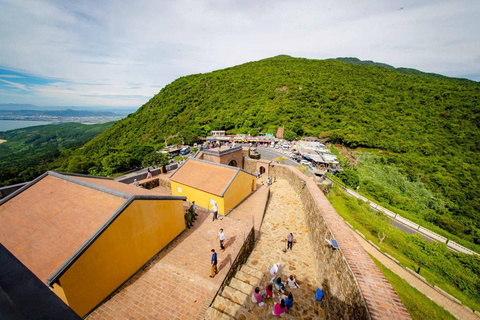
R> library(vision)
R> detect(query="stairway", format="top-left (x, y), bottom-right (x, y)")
top-left (205, 263), bottom-right (266, 319)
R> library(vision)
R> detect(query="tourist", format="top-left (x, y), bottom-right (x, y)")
top-left (210, 249), bottom-right (217, 278)
top-left (251, 287), bottom-right (263, 305)
top-left (275, 277), bottom-right (285, 293)
top-left (212, 203), bottom-right (218, 221)
top-left (287, 275), bottom-right (300, 289)
top-left (285, 293), bottom-right (294, 310)
top-left (265, 284), bottom-right (275, 299)
top-left (272, 299), bottom-right (287, 317)
top-left (286, 233), bottom-right (294, 250)
top-left (191, 200), bottom-right (198, 216)
top-left (269, 263), bottom-right (280, 283)
top-left (217, 228), bottom-right (226, 251)
top-left (184, 210), bottom-right (192, 228)
top-left (146, 168), bottom-right (152, 179)
top-left (133, 179), bottom-right (139, 187)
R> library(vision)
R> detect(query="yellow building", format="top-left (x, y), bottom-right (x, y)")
top-left (0, 171), bottom-right (186, 317)
top-left (170, 158), bottom-right (256, 215)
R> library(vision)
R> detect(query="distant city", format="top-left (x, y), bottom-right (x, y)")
top-left (0, 104), bottom-right (137, 124)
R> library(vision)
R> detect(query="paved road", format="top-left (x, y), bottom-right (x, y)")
top-left (255, 146), bottom-right (301, 167)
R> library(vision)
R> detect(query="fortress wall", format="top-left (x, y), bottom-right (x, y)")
top-left (270, 164), bottom-right (411, 320)
top-left (243, 158), bottom-right (258, 174)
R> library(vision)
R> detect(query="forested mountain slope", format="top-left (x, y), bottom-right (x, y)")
top-left (59, 55), bottom-right (480, 245)
top-left (0, 122), bottom-right (114, 186)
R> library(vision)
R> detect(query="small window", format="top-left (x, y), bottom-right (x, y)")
top-left (177, 187), bottom-right (182, 193)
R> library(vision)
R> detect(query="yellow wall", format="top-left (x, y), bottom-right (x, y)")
top-left (171, 181), bottom-right (225, 214)
top-left (223, 171), bottom-right (256, 213)
top-left (55, 199), bottom-right (184, 317)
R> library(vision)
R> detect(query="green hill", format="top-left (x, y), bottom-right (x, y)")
top-left (58, 55), bottom-right (480, 246)
top-left (0, 122), bottom-right (114, 186)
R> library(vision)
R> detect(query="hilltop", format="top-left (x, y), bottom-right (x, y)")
top-left (54, 55), bottom-right (480, 246)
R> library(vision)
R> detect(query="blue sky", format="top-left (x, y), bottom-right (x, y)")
top-left (0, 0), bottom-right (479, 108)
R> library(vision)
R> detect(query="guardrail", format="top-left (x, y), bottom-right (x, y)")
top-left (331, 179), bottom-right (479, 256)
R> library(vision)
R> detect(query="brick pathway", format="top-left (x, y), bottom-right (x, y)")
top-left (352, 232), bottom-right (480, 320)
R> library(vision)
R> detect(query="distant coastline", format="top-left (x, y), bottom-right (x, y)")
top-left (0, 120), bottom-right (53, 132)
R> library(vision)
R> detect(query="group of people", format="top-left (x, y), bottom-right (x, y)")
top-left (210, 228), bottom-right (227, 277)
top-left (251, 263), bottom-right (300, 317)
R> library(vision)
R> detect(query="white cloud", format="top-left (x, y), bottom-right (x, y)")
top-left (0, 79), bottom-right (29, 91)
top-left (0, 0), bottom-right (478, 107)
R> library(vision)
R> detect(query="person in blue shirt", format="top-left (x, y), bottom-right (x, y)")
top-left (210, 249), bottom-right (218, 278)
top-left (285, 292), bottom-right (294, 310)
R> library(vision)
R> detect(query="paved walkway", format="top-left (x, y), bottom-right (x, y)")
top-left (352, 232), bottom-right (480, 320)
top-left (244, 179), bottom-right (325, 319)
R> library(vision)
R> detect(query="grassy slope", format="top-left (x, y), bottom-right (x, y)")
top-left (327, 185), bottom-right (480, 312)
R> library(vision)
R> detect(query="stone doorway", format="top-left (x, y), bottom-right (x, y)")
top-left (259, 166), bottom-right (266, 174)
top-left (228, 159), bottom-right (238, 167)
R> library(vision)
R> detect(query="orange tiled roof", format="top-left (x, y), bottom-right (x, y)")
top-left (170, 159), bottom-right (243, 196)
top-left (0, 174), bottom-right (126, 282)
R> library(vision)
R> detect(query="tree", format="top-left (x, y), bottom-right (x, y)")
top-left (142, 152), bottom-right (169, 168)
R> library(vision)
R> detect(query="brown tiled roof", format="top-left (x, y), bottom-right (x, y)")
top-left (170, 159), bottom-right (239, 196)
top-left (0, 174), bottom-right (125, 283)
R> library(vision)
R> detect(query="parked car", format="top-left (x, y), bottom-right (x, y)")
top-left (300, 160), bottom-right (311, 166)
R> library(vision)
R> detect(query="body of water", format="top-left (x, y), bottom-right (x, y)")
top-left (0, 120), bottom-right (53, 132)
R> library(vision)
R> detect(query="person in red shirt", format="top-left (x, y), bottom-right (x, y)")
top-left (265, 284), bottom-right (275, 299)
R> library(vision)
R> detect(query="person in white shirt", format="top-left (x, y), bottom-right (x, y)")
top-left (212, 203), bottom-right (218, 221)
top-left (269, 263), bottom-right (280, 283)
top-left (217, 228), bottom-right (226, 251)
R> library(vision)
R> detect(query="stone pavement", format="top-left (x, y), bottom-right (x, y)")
top-left (206, 179), bottom-right (325, 319)
top-left (352, 232), bottom-right (480, 320)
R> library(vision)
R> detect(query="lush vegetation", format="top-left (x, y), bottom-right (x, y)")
top-left (55, 55), bottom-right (479, 247)
top-left (328, 185), bottom-right (480, 312)
top-left (370, 256), bottom-right (456, 320)
top-left (0, 122), bottom-right (114, 186)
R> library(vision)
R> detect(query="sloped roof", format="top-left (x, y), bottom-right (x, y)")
top-left (169, 159), bottom-right (254, 197)
top-left (0, 171), bottom-right (185, 285)
top-left (0, 174), bottom-right (126, 283)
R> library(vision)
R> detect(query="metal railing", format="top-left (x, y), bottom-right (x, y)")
top-left (331, 179), bottom-right (479, 256)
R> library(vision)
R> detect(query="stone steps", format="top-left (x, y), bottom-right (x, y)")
top-left (240, 264), bottom-right (265, 280)
top-left (204, 306), bottom-right (232, 320)
top-left (235, 270), bottom-right (261, 287)
top-left (221, 285), bottom-right (249, 306)
top-left (212, 295), bottom-right (258, 319)
top-left (205, 262), bottom-right (270, 320)
top-left (229, 278), bottom-right (255, 295)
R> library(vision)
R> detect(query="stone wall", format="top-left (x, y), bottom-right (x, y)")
top-left (270, 164), bottom-right (411, 320)
top-left (243, 158), bottom-right (258, 174)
